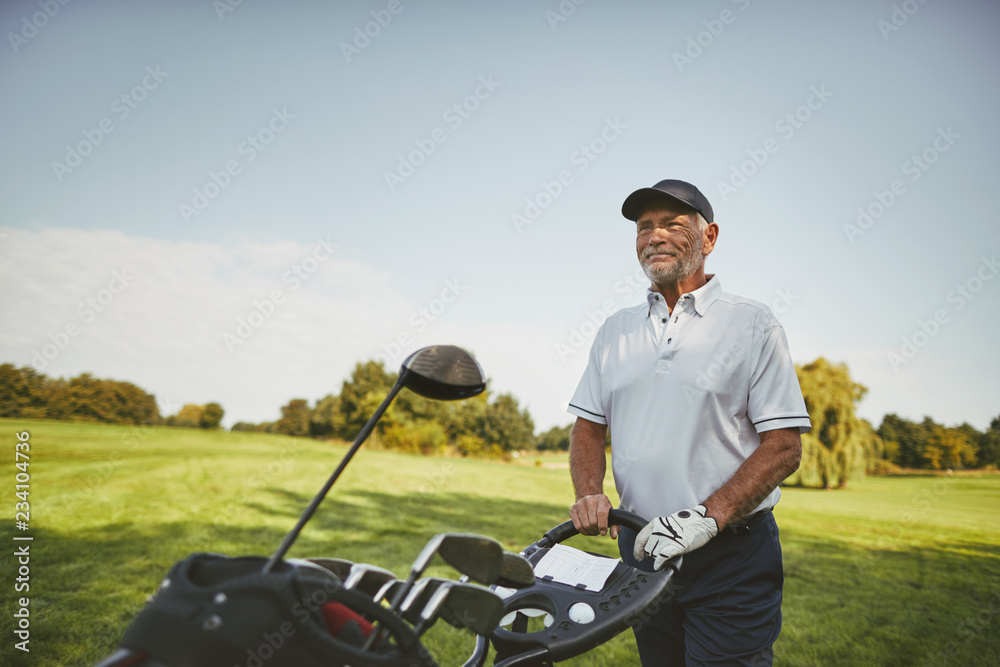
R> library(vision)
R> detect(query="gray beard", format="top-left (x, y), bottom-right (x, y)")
top-left (641, 236), bottom-right (704, 287)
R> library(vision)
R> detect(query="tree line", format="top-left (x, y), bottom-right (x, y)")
top-left (232, 360), bottom-right (536, 458)
top-left (785, 358), bottom-right (998, 488)
top-left (527, 358), bottom-right (998, 489)
top-left (0, 364), bottom-right (223, 429)
top-left (2, 359), bottom-right (996, 486)
top-left (877, 413), bottom-right (999, 472)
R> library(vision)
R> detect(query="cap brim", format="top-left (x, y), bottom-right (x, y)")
top-left (621, 189), bottom-right (699, 222)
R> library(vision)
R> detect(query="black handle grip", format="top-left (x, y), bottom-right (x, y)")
top-left (542, 509), bottom-right (648, 545)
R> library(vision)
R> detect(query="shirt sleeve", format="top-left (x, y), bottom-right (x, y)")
top-left (567, 329), bottom-right (608, 425)
top-left (747, 320), bottom-right (812, 434)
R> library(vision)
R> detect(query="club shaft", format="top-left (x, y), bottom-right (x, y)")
top-left (263, 374), bottom-right (408, 573)
top-left (362, 569), bottom-right (418, 651)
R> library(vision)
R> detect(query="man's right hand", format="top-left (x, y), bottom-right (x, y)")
top-left (569, 493), bottom-right (619, 539)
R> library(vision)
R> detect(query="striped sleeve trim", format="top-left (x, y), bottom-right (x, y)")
top-left (753, 415), bottom-right (809, 426)
top-left (569, 403), bottom-right (605, 419)
top-left (752, 415), bottom-right (812, 434)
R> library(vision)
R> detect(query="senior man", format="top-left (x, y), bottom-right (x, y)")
top-left (568, 179), bottom-right (811, 666)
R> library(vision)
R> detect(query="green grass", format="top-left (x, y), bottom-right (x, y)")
top-left (2, 419), bottom-right (999, 666)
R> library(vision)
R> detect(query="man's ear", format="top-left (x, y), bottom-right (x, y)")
top-left (702, 222), bottom-right (719, 256)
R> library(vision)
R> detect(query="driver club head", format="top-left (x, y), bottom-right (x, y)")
top-left (400, 345), bottom-right (486, 401)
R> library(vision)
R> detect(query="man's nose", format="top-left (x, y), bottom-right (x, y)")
top-left (648, 226), bottom-right (670, 243)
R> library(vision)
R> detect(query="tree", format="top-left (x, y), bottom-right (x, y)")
top-left (878, 414), bottom-right (928, 469)
top-left (481, 393), bottom-right (536, 453)
top-left (536, 423), bottom-right (572, 451)
top-left (231, 421), bottom-right (272, 432)
top-left (788, 358), bottom-right (876, 488)
top-left (978, 416), bottom-right (1000, 469)
top-left (47, 373), bottom-right (161, 425)
top-left (447, 392), bottom-right (492, 456)
top-left (273, 399), bottom-right (311, 436)
top-left (923, 422), bottom-right (977, 470)
top-left (199, 403), bottom-right (224, 429)
top-left (0, 364), bottom-right (50, 418)
top-left (309, 394), bottom-right (344, 438)
top-left (172, 404), bottom-right (205, 428)
top-left (382, 419), bottom-right (448, 455)
top-left (337, 361), bottom-right (396, 439)
top-left (878, 415), bottom-right (983, 470)
top-left (858, 418), bottom-right (883, 474)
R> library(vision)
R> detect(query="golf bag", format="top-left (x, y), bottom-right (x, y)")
top-left (113, 552), bottom-right (436, 667)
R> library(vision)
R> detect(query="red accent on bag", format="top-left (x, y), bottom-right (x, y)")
top-left (321, 602), bottom-right (374, 638)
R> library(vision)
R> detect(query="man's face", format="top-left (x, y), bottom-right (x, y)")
top-left (635, 201), bottom-right (707, 286)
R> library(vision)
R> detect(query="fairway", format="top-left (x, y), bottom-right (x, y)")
top-left (2, 419), bottom-right (999, 666)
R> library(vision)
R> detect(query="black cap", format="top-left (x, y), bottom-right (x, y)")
top-left (621, 179), bottom-right (714, 223)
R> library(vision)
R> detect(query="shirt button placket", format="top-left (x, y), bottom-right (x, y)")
top-left (657, 304), bottom-right (675, 374)
top-left (659, 299), bottom-right (688, 373)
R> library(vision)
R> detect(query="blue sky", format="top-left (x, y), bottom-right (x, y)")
top-left (2, 0), bottom-right (998, 432)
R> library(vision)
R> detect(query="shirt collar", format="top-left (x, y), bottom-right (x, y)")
top-left (646, 274), bottom-right (721, 317)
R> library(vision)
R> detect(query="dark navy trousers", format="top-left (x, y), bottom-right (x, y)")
top-left (618, 511), bottom-right (784, 666)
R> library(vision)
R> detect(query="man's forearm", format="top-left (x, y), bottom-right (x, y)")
top-left (569, 418), bottom-right (609, 499)
top-left (702, 427), bottom-right (801, 528)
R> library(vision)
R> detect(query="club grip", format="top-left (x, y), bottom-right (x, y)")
top-left (542, 508), bottom-right (648, 545)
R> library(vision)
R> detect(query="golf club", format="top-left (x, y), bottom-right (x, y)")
top-left (304, 557), bottom-right (353, 581)
top-left (412, 581), bottom-right (505, 638)
top-left (477, 551), bottom-right (535, 589)
top-left (343, 564), bottom-right (397, 598)
top-left (399, 577), bottom-right (449, 624)
top-left (262, 345), bottom-right (486, 573)
top-left (364, 532), bottom-right (504, 650)
top-left (285, 558), bottom-right (344, 584)
top-left (499, 551), bottom-right (535, 587)
top-left (438, 534), bottom-right (507, 586)
top-left (307, 560), bottom-right (402, 603)
top-left (388, 533), bottom-right (504, 612)
top-left (372, 579), bottom-right (404, 605)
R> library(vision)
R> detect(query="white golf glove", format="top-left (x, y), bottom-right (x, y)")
top-left (633, 505), bottom-right (719, 570)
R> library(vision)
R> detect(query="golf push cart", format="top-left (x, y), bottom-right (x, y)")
top-left (95, 346), bottom-right (680, 667)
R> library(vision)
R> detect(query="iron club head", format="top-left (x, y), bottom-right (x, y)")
top-left (496, 552), bottom-right (535, 589)
top-left (413, 581), bottom-right (505, 637)
top-left (343, 564), bottom-right (397, 597)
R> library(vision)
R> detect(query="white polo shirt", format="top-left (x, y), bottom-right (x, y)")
top-left (568, 276), bottom-right (811, 521)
